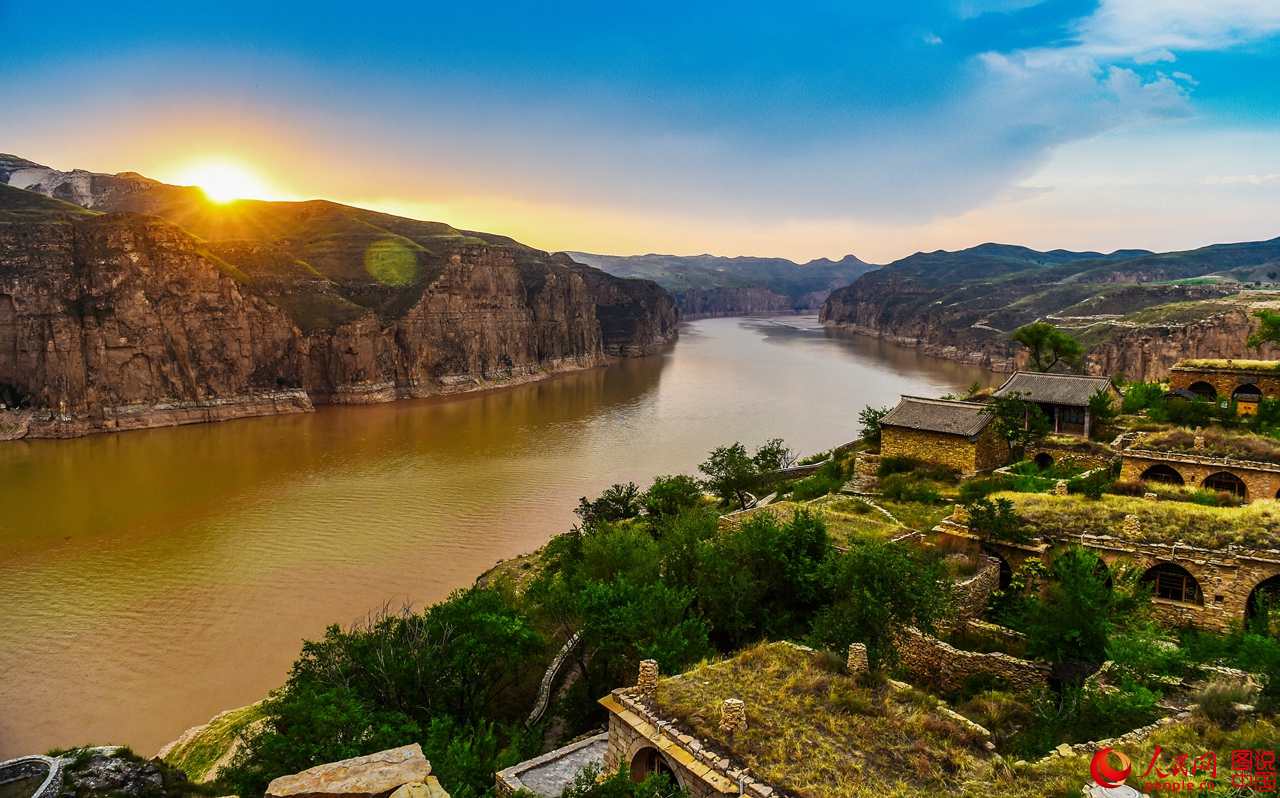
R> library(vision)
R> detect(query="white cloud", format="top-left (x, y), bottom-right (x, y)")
top-left (1204, 173), bottom-right (1280, 186)
top-left (1073, 0), bottom-right (1280, 61)
top-left (923, 32), bottom-right (944, 45)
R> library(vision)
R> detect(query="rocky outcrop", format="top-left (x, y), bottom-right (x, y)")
top-left (266, 744), bottom-right (432, 798)
top-left (1083, 308), bottom-right (1280, 381)
top-left (0, 171), bottom-right (678, 439)
top-left (820, 240), bottom-right (1280, 381)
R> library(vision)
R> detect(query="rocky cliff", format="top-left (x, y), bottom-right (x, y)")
top-left (0, 168), bottom-right (677, 439)
top-left (821, 240), bottom-right (1280, 381)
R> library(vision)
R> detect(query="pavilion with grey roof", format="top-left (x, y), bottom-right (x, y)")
top-left (992, 371), bottom-right (1119, 437)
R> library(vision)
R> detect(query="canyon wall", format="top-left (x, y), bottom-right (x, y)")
top-left (0, 199), bottom-right (677, 438)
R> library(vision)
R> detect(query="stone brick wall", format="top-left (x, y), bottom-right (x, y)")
top-left (894, 626), bottom-right (1051, 693)
top-left (1169, 367), bottom-right (1280, 400)
top-left (948, 556), bottom-right (1001, 625)
top-left (1120, 450), bottom-right (1280, 502)
top-left (881, 426), bottom-right (1008, 475)
top-left (1026, 439), bottom-right (1116, 471)
top-left (939, 522), bottom-right (1280, 634)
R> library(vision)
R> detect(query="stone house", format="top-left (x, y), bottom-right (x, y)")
top-left (992, 371), bottom-right (1118, 437)
top-left (1120, 447), bottom-right (1280, 502)
top-left (879, 396), bottom-right (1009, 475)
top-left (935, 510), bottom-right (1280, 634)
top-left (1170, 359), bottom-right (1280, 414)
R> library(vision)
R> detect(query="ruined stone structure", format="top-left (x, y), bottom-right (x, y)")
top-left (993, 371), bottom-right (1118, 438)
top-left (846, 643), bottom-right (869, 676)
top-left (936, 515), bottom-right (1280, 633)
top-left (1025, 437), bottom-right (1117, 472)
top-left (1169, 360), bottom-right (1280, 412)
top-left (1120, 447), bottom-right (1280, 502)
top-left (879, 396), bottom-right (1010, 475)
top-left (948, 556), bottom-right (1002, 625)
top-left (894, 626), bottom-right (1052, 693)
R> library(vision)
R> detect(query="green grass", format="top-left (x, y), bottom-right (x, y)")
top-left (655, 642), bottom-right (995, 798)
top-left (160, 703), bottom-right (265, 783)
top-left (1178, 358), bottom-right (1280, 372)
top-left (1138, 427), bottom-right (1280, 465)
top-left (878, 500), bottom-right (953, 532)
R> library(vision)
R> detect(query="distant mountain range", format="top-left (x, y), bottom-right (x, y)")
top-left (820, 238), bottom-right (1280, 380)
top-left (569, 251), bottom-right (876, 317)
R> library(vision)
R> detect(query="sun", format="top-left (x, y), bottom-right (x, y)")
top-left (173, 159), bottom-right (272, 203)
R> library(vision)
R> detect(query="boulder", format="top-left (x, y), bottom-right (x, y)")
top-left (388, 778), bottom-right (450, 798)
top-left (266, 745), bottom-right (430, 798)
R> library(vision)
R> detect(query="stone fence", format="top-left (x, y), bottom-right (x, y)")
top-left (948, 556), bottom-right (1001, 625)
top-left (894, 626), bottom-right (1051, 694)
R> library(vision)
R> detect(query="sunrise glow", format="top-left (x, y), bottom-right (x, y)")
top-left (172, 159), bottom-right (273, 203)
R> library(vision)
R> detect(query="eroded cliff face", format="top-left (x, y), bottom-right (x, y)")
top-left (1084, 309), bottom-right (1280, 381)
top-left (0, 213), bottom-right (310, 438)
top-left (0, 195), bottom-right (678, 438)
top-left (821, 282), bottom-right (1280, 382)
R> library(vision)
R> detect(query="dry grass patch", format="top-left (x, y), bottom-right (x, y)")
top-left (654, 642), bottom-right (994, 797)
top-left (1179, 358), bottom-right (1280, 372)
top-left (724, 500), bottom-right (903, 546)
top-left (1138, 427), bottom-right (1280, 465)
top-left (1002, 492), bottom-right (1280, 549)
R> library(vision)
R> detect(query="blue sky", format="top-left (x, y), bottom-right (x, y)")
top-left (2, 1), bottom-right (1279, 261)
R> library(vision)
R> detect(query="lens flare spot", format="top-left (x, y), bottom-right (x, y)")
top-left (364, 238), bottom-right (420, 286)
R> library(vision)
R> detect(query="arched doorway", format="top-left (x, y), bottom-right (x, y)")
top-left (982, 547), bottom-right (1014, 590)
top-left (1246, 575), bottom-right (1280, 635)
top-left (1203, 471), bottom-right (1247, 499)
top-left (1140, 464), bottom-right (1184, 486)
top-left (1188, 381), bottom-right (1218, 400)
top-left (1033, 452), bottom-right (1054, 470)
top-left (1233, 383), bottom-right (1263, 415)
top-left (630, 746), bottom-right (678, 785)
top-left (1142, 563), bottom-right (1204, 605)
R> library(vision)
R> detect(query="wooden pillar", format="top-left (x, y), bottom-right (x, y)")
top-left (1053, 405), bottom-right (1060, 434)
top-left (1084, 408), bottom-right (1091, 439)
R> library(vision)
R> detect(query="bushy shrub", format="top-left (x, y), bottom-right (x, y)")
top-left (642, 475), bottom-right (703, 518)
top-left (576, 483), bottom-right (642, 530)
top-left (966, 496), bottom-right (1026, 542)
top-left (559, 764), bottom-right (687, 798)
top-left (958, 475), bottom-right (1013, 503)
top-left (1122, 381), bottom-right (1167, 413)
top-left (790, 459), bottom-right (845, 500)
top-left (877, 455), bottom-right (919, 477)
top-left (1194, 680), bottom-right (1257, 728)
top-left (879, 473), bottom-right (941, 503)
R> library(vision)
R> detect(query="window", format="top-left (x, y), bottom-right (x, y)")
top-left (1143, 563), bottom-right (1203, 605)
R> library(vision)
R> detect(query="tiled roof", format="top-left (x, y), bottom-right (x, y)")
top-left (879, 396), bottom-right (993, 438)
top-left (993, 371), bottom-right (1114, 407)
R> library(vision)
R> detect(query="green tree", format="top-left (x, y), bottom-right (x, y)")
top-left (1087, 387), bottom-right (1118, 440)
top-left (1011, 322), bottom-right (1083, 372)
top-left (982, 392), bottom-right (1051, 453)
top-left (698, 442), bottom-right (758, 509)
top-left (575, 578), bottom-right (713, 698)
top-left (557, 764), bottom-right (687, 798)
top-left (809, 541), bottom-right (950, 667)
top-left (1248, 309), bottom-right (1280, 349)
top-left (694, 510), bottom-right (832, 649)
top-left (1022, 548), bottom-right (1143, 668)
top-left (858, 405), bottom-right (889, 446)
top-left (575, 483), bottom-right (642, 531)
top-left (752, 437), bottom-right (796, 472)
top-left (642, 475), bottom-right (703, 518)
top-left (966, 496), bottom-right (1027, 542)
